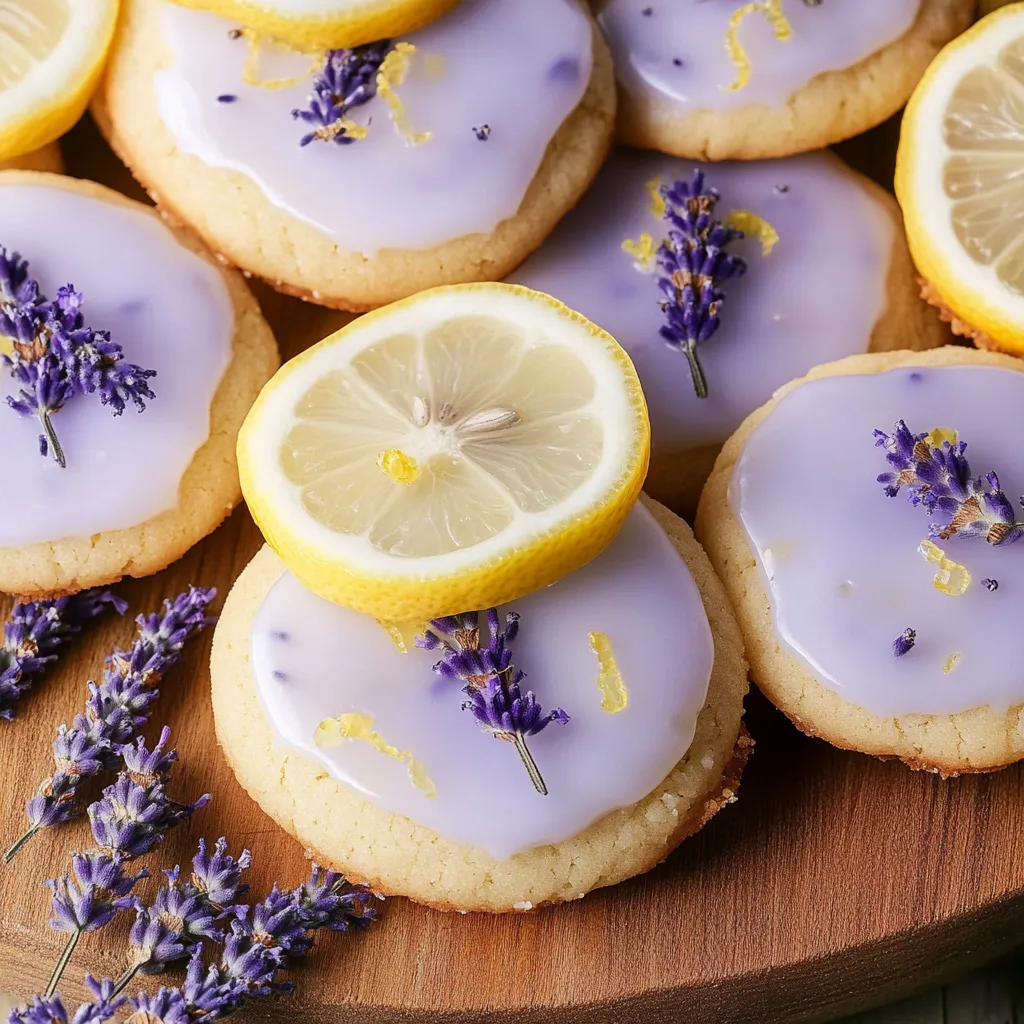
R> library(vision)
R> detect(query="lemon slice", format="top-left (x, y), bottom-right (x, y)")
top-left (169, 0), bottom-right (462, 51)
top-left (0, 0), bottom-right (118, 161)
top-left (896, 4), bottom-right (1024, 354)
top-left (238, 284), bottom-right (650, 620)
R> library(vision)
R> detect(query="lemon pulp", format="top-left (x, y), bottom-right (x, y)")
top-left (0, 0), bottom-right (68, 90)
top-left (942, 35), bottom-right (1024, 293)
top-left (281, 314), bottom-right (604, 558)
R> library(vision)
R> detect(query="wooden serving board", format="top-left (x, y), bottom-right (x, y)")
top-left (1, 116), bottom-right (1022, 1024)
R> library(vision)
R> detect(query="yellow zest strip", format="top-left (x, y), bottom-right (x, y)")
top-left (723, 209), bottom-right (779, 255)
top-left (942, 652), bottom-right (961, 675)
top-left (0, 335), bottom-right (12, 357)
top-left (919, 539), bottom-right (971, 596)
top-left (314, 713), bottom-right (436, 797)
top-left (588, 632), bottom-right (628, 714)
top-left (721, 0), bottom-right (794, 94)
top-left (621, 231), bottom-right (658, 272)
top-left (376, 620), bottom-right (409, 653)
top-left (377, 448), bottom-right (421, 484)
top-left (377, 43), bottom-right (432, 145)
top-left (925, 427), bottom-right (958, 447)
top-left (646, 176), bottom-right (666, 218)
top-left (241, 29), bottom-right (321, 90)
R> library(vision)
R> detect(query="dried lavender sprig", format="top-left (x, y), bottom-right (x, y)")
top-left (0, 590), bottom-right (126, 721)
top-left (8, 977), bottom-right (122, 1024)
top-left (43, 730), bottom-right (209, 997)
top-left (656, 170), bottom-right (747, 400)
top-left (416, 609), bottom-right (568, 796)
top-left (874, 421), bottom-right (1024, 545)
top-left (292, 42), bottom-right (391, 146)
top-left (123, 838), bottom-right (252, 985)
top-left (0, 252), bottom-right (157, 467)
top-left (4, 587), bottom-right (216, 864)
top-left (124, 865), bottom-right (377, 1022)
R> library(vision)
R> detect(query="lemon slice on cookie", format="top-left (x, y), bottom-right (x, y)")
top-left (0, 0), bottom-right (119, 161)
top-left (897, 3), bottom-right (1024, 354)
top-left (239, 283), bottom-right (650, 621)
top-left (169, 0), bottom-right (461, 52)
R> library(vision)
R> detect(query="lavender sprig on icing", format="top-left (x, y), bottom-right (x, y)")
top-left (0, 250), bottom-right (157, 468)
top-left (874, 421), bottom-right (1024, 545)
top-left (0, 590), bottom-right (126, 722)
top-left (656, 171), bottom-right (747, 400)
top-left (416, 610), bottom-right (568, 796)
top-left (43, 729), bottom-right (209, 998)
top-left (292, 42), bottom-right (391, 146)
top-left (3, 588), bottom-right (216, 864)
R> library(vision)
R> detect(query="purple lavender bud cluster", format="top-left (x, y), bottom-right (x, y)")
top-left (417, 609), bottom-right (568, 795)
top-left (655, 171), bottom-right (747, 400)
top-left (0, 249), bottom-right (157, 467)
top-left (48, 729), bottom-right (208, 938)
top-left (0, 590), bottom-right (125, 721)
top-left (10, 588), bottom-right (215, 854)
top-left (874, 420), bottom-right (1024, 545)
top-left (293, 42), bottom-right (392, 146)
top-left (9, 977), bottom-right (121, 1024)
top-left (121, 858), bottom-right (376, 1023)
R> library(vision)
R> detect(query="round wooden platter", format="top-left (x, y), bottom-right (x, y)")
top-left (1, 117), bottom-right (1024, 1024)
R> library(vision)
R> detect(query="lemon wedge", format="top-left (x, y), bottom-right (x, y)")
top-left (896, 4), bottom-right (1024, 354)
top-left (238, 283), bottom-right (650, 620)
top-left (0, 0), bottom-right (119, 161)
top-left (169, 0), bottom-right (462, 52)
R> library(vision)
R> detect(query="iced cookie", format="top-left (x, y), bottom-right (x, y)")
top-left (0, 172), bottom-right (279, 599)
top-left (95, 0), bottom-right (615, 311)
top-left (697, 347), bottom-right (1024, 776)
top-left (511, 148), bottom-right (946, 516)
top-left (0, 145), bottom-right (64, 174)
top-left (211, 497), bottom-right (750, 911)
top-left (596, 0), bottom-right (974, 160)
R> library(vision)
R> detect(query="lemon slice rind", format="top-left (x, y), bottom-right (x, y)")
top-left (0, 0), bottom-right (119, 161)
top-left (238, 283), bottom-right (650, 620)
top-left (168, 0), bottom-right (463, 52)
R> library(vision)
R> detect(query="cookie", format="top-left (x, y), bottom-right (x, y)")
top-left (0, 144), bottom-right (64, 174)
top-left (94, 0), bottom-right (615, 312)
top-left (696, 346), bottom-right (1024, 777)
top-left (595, 0), bottom-right (974, 160)
top-left (0, 172), bottom-right (279, 598)
top-left (510, 148), bottom-right (947, 517)
top-left (211, 497), bottom-right (750, 912)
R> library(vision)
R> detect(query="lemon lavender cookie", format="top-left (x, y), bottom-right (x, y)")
top-left (0, 172), bottom-right (279, 599)
top-left (96, 0), bottom-right (614, 311)
top-left (211, 497), bottom-right (749, 912)
top-left (697, 347), bottom-right (1024, 776)
top-left (596, 0), bottom-right (973, 161)
top-left (510, 149), bottom-right (946, 516)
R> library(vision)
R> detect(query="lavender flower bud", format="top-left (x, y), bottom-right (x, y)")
top-left (0, 590), bottom-right (125, 721)
top-left (16, 588), bottom-right (216, 849)
top-left (46, 852), bottom-right (147, 934)
top-left (191, 837), bottom-right (251, 909)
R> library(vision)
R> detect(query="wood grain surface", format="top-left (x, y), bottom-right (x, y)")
top-left (0, 115), bottom-right (1021, 1024)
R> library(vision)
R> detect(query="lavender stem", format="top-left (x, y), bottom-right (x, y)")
top-left (2, 825), bottom-right (37, 864)
top-left (39, 409), bottom-right (65, 468)
top-left (44, 928), bottom-right (81, 997)
top-left (513, 732), bottom-right (547, 796)
top-left (682, 340), bottom-right (707, 400)
top-left (111, 964), bottom-right (139, 998)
